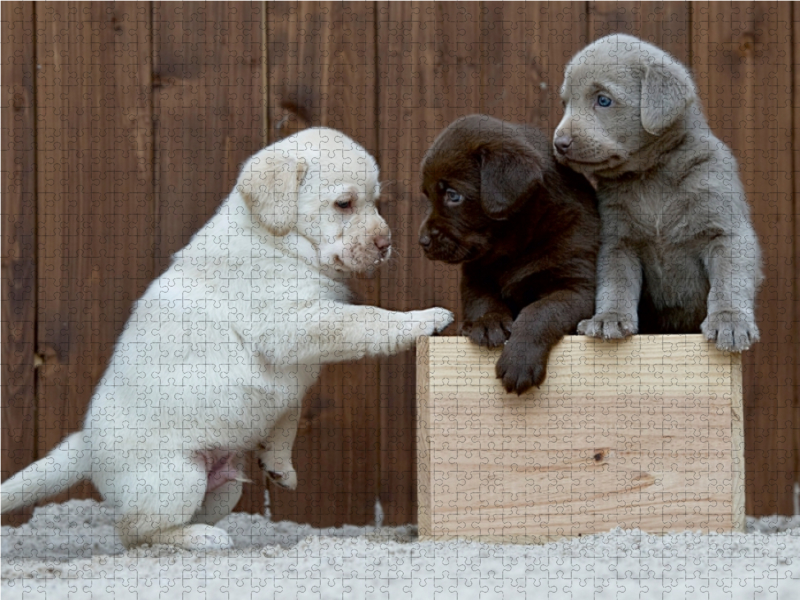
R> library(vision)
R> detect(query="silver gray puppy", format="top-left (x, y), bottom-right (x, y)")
top-left (554, 34), bottom-right (762, 352)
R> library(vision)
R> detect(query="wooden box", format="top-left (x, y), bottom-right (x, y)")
top-left (416, 335), bottom-right (745, 543)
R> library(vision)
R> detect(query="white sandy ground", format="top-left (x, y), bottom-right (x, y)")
top-left (3, 496), bottom-right (800, 600)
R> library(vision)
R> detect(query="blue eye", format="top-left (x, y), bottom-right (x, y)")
top-left (444, 189), bottom-right (463, 206)
top-left (597, 94), bottom-right (612, 108)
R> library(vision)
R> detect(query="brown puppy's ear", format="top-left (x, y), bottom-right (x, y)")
top-left (640, 63), bottom-right (694, 136)
top-left (480, 144), bottom-right (544, 219)
top-left (236, 150), bottom-right (308, 236)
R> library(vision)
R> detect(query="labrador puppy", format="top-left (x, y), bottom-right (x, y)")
top-left (554, 34), bottom-right (762, 350)
top-left (1, 128), bottom-right (453, 550)
top-left (419, 114), bottom-right (599, 394)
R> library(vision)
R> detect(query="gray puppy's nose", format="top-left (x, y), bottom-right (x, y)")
top-left (554, 135), bottom-right (573, 155)
top-left (419, 234), bottom-right (432, 248)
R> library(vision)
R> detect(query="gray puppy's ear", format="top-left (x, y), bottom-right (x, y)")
top-left (236, 150), bottom-right (307, 236)
top-left (480, 144), bottom-right (544, 220)
top-left (640, 63), bottom-right (694, 136)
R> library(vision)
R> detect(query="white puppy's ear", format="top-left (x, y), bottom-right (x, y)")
top-left (237, 151), bottom-right (308, 236)
top-left (640, 63), bottom-right (693, 136)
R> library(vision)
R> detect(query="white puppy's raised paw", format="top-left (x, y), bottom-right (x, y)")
top-left (577, 313), bottom-right (637, 340)
top-left (416, 307), bottom-right (455, 336)
top-left (702, 310), bottom-right (759, 353)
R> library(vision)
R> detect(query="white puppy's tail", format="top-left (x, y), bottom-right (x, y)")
top-left (1, 431), bottom-right (91, 513)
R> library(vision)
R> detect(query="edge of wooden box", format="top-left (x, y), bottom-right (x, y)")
top-left (416, 334), bottom-right (746, 543)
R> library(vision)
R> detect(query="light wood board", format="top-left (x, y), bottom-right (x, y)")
top-left (417, 335), bottom-right (745, 543)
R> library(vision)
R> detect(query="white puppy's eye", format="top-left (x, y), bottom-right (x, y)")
top-left (335, 198), bottom-right (353, 210)
top-left (596, 94), bottom-right (613, 108)
top-left (444, 189), bottom-right (463, 206)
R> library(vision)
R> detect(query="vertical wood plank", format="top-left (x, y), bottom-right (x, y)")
top-left (1, 1), bottom-right (36, 526)
top-left (588, 1), bottom-right (690, 62)
top-left (35, 1), bottom-right (154, 507)
top-left (266, 1), bottom-right (379, 527)
top-left (793, 3), bottom-right (800, 502)
top-left (376, 1), bottom-right (482, 525)
top-left (481, 1), bottom-right (588, 131)
top-left (153, 1), bottom-right (266, 515)
top-left (692, 1), bottom-right (796, 515)
top-left (153, 2), bottom-right (265, 273)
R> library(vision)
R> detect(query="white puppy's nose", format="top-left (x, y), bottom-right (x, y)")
top-left (374, 235), bottom-right (391, 256)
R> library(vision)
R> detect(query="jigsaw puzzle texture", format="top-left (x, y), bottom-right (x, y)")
top-left (2, 1), bottom-right (799, 598)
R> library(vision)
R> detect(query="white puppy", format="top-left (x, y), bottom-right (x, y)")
top-left (1, 128), bottom-right (453, 550)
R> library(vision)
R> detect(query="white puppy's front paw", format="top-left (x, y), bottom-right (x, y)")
top-left (702, 310), bottom-right (759, 352)
top-left (577, 312), bottom-right (637, 340)
top-left (418, 307), bottom-right (455, 336)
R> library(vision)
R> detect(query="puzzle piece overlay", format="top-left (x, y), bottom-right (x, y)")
top-left (2, 2), bottom-right (797, 540)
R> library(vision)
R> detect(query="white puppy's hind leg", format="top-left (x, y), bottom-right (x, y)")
top-left (111, 451), bottom-right (232, 550)
top-left (191, 478), bottom-right (243, 526)
top-left (258, 404), bottom-right (301, 490)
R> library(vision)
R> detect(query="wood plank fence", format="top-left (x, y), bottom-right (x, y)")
top-left (2, 1), bottom-right (798, 527)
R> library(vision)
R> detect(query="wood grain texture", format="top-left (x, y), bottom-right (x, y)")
top-left (588, 1), bottom-right (689, 61)
top-left (376, 1), bottom-right (482, 525)
top-left (152, 1), bottom-right (265, 515)
top-left (793, 4), bottom-right (800, 507)
top-left (482, 2), bottom-right (588, 131)
top-left (34, 2), bottom-right (154, 508)
top-left (417, 336), bottom-right (745, 543)
top-left (692, 2), bottom-right (796, 516)
top-left (266, 1), bottom-right (380, 527)
top-left (1, 1), bottom-right (36, 527)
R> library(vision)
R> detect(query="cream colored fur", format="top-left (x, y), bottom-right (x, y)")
top-left (1, 128), bottom-right (453, 550)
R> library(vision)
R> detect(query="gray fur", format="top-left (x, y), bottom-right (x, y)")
top-left (554, 34), bottom-right (762, 351)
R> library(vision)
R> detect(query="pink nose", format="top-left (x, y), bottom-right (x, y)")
top-left (374, 235), bottom-right (391, 252)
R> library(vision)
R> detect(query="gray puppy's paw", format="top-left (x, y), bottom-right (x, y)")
top-left (577, 313), bottom-right (638, 340)
top-left (702, 310), bottom-right (759, 352)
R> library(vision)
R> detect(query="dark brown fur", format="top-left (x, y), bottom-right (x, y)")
top-left (419, 114), bottom-right (600, 394)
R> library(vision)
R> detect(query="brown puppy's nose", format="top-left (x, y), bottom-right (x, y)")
top-left (374, 235), bottom-right (391, 254)
top-left (554, 135), bottom-right (573, 155)
top-left (419, 234), bottom-right (432, 248)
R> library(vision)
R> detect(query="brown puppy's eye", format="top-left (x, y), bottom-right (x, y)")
top-left (335, 199), bottom-right (352, 210)
top-left (444, 188), bottom-right (463, 206)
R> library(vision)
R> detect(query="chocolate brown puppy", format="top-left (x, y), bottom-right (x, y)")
top-left (419, 114), bottom-right (600, 394)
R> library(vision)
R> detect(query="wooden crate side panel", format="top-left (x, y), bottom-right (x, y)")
top-left (415, 336), bottom-right (432, 536)
top-left (34, 2), bottom-right (154, 507)
top-left (419, 335), bottom-right (744, 542)
top-left (1, 1), bottom-right (37, 527)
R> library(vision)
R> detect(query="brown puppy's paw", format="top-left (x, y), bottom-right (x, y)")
top-left (495, 342), bottom-right (547, 395)
top-left (702, 310), bottom-right (759, 352)
top-left (577, 313), bottom-right (637, 340)
top-left (460, 312), bottom-right (514, 348)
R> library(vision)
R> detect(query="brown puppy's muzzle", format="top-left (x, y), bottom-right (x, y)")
top-left (418, 220), bottom-right (471, 264)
